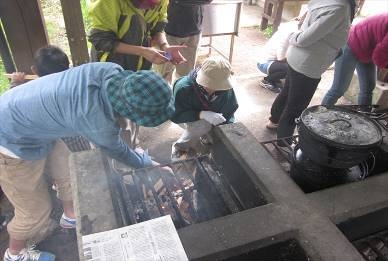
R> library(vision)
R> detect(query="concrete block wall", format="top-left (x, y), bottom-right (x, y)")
top-left (374, 82), bottom-right (388, 109)
top-left (344, 74), bottom-right (388, 109)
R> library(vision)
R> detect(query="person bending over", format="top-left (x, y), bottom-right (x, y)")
top-left (0, 62), bottom-right (174, 261)
top-left (322, 13), bottom-right (388, 106)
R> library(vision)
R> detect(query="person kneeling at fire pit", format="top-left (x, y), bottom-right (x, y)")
top-left (0, 62), bottom-right (174, 261)
top-left (170, 56), bottom-right (238, 161)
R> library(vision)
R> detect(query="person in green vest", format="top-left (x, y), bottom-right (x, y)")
top-left (170, 56), bottom-right (238, 161)
top-left (88, 0), bottom-right (187, 71)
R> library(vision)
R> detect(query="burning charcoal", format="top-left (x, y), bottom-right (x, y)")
top-left (160, 195), bottom-right (168, 203)
top-left (380, 233), bottom-right (388, 244)
top-left (369, 238), bottom-right (385, 250)
top-left (122, 175), bottom-right (133, 185)
top-left (172, 190), bottom-right (183, 198)
top-left (369, 238), bottom-right (388, 260)
top-left (145, 198), bottom-right (160, 219)
top-left (355, 241), bottom-right (378, 261)
top-left (363, 248), bottom-right (379, 260)
top-left (192, 190), bottom-right (199, 213)
top-left (117, 156), bottom-right (242, 228)
top-left (161, 199), bottom-right (176, 221)
top-left (135, 207), bottom-right (145, 223)
top-left (178, 199), bottom-right (192, 224)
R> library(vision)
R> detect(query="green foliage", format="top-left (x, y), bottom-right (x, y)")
top-left (81, 0), bottom-right (91, 31)
top-left (81, 0), bottom-right (93, 50)
top-left (0, 0), bottom-right (93, 95)
top-left (0, 62), bottom-right (9, 95)
top-left (263, 25), bottom-right (274, 39)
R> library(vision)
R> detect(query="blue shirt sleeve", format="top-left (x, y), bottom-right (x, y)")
top-left (86, 128), bottom-right (152, 168)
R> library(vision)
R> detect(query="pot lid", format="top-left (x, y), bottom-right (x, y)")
top-left (301, 106), bottom-right (382, 146)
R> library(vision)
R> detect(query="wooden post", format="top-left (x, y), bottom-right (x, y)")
top-left (260, 0), bottom-right (285, 32)
top-left (272, 0), bottom-right (284, 32)
top-left (0, 0), bottom-right (48, 73)
top-left (261, 0), bottom-right (304, 33)
top-left (60, 0), bottom-right (90, 66)
top-left (260, 0), bottom-right (273, 31)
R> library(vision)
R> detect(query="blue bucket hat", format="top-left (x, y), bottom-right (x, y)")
top-left (106, 70), bottom-right (175, 127)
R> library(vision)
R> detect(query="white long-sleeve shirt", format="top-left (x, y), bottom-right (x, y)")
top-left (258, 21), bottom-right (299, 63)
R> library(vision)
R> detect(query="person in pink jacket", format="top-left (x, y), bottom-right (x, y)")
top-left (322, 13), bottom-right (388, 106)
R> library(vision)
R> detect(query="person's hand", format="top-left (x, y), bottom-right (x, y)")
top-left (134, 147), bottom-right (145, 154)
top-left (142, 47), bottom-right (172, 65)
top-left (163, 45), bottom-right (187, 65)
top-left (11, 72), bottom-right (26, 85)
top-left (199, 111), bottom-right (226, 125)
top-left (135, 147), bottom-right (172, 173)
top-left (159, 165), bottom-right (174, 177)
top-left (134, 147), bottom-right (154, 167)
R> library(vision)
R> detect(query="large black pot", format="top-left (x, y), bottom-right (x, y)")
top-left (297, 105), bottom-right (382, 169)
top-left (290, 145), bottom-right (362, 193)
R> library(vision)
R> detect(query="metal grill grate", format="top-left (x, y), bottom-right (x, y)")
top-left (111, 155), bottom-right (244, 229)
top-left (260, 136), bottom-right (298, 173)
top-left (354, 230), bottom-right (388, 261)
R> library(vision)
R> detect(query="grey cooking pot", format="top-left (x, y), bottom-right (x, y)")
top-left (296, 105), bottom-right (382, 169)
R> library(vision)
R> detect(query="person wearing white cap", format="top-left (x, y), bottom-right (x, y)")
top-left (170, 56), bottom-right (238, 161)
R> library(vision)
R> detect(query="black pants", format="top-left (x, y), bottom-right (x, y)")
top-left (269, 65), bottom-right (321, 139)
top-left (264, 61), bottom-right (288, 83)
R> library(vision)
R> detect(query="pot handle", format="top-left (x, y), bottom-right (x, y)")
top-left (329, 119), bottom-right (352, 128)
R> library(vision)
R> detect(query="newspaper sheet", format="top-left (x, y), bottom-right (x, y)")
top-left (82, 215), bottom-right (189, 261)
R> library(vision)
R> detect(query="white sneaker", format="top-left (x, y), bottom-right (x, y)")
top-left (59, 213), bottom-right (76, 229)
top-left (4, 247), bottom-right (55, 261)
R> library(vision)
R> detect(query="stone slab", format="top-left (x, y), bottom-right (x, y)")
top-left (69, 149), bottom-right (119, 261)
top-left (308, 173), bottom-right (388, 224)
top-left (210, 123), bottom-right (364, 261)
top-left (69, 123), bottom-right (388, 261)
top-left (344, 73), bottom-right (388, 108)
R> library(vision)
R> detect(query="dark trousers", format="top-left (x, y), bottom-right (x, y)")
top-left (265, 61), bottom-right (288, 83)
top-left (269, 65), bottom-right (321, 139)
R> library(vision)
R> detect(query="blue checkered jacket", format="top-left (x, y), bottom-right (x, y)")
top-left (0, 62), bottom-right (150, 168)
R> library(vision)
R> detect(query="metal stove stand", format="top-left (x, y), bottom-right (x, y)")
top-left (260, 136), bottom-right (298, 172)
